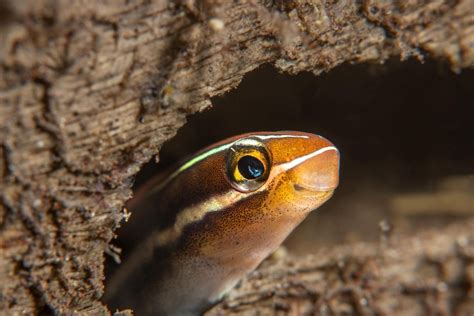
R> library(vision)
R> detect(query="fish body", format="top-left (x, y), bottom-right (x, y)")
top-left (106, 131), bottom-right (340, 315)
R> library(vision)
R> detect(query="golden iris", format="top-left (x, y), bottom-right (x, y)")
top-left (225, 138), bottom-right (271, 192)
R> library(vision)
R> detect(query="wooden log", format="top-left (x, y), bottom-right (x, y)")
top-left (0, 0), bottom-right (472, 314)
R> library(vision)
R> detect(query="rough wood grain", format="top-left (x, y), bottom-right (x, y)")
top-left (0, 0), bottom-right (473, 314)
top-left (207, 219), bottom-right (474, 315)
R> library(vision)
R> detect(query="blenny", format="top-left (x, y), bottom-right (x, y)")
top-left (106, 131), bottom-right (340, 315)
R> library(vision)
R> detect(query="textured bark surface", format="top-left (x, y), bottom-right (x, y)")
top-left (207, 220), bottom-right (474, 315)
top-left (0, 0), bottom-right (473, 314)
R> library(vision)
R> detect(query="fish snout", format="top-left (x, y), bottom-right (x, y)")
top-left (291, 145), bottom-right (340, 193)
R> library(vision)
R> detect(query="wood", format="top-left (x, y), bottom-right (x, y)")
top-left (207, 219), bottom-right (474, 315)
top-left (0, 0), bottom-right (473, 314)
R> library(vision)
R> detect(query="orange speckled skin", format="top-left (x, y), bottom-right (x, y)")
top-left (106, 131), bottom-right (339, 316)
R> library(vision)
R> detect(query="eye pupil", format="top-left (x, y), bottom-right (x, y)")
top-left (238, 155), bottom-right (265, 179)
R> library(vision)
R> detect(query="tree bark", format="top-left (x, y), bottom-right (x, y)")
top-left (0, 0), bottom-right (472, 314)
top-left (207, 219), bottom-right (474, 315)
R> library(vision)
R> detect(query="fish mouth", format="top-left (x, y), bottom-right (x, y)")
top-left (293, 183), bottom-right (336, 193)
top-left (293, 183), bottom-right (335, 200)
top-left (287, 142), bottom-right (340, 196)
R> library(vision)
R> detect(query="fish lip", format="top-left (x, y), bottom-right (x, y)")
top-left (293, 183), bottom-right (337, 193)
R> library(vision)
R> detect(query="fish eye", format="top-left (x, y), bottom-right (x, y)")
top-left (225, 138), bottom-right (271, 192)
top-left (238, 155), bottom-right (265, 179)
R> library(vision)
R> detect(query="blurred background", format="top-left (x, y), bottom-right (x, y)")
top-left (122, 59), bottom-right (474, 257)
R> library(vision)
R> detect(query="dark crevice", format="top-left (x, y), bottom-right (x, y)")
top-left (0, 1), bottom-right (16, 26)
top-left (32, 77), bottom-right (64, 175)
top-left (0, 143), bottom-right (13, 180)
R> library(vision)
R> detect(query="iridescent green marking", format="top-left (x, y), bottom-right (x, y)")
top-left (174, 143), bottom-right (233, 175)
top-left (147, 142), bottom-right (233, 196)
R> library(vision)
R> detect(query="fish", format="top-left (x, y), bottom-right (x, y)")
top-left (106, 131), bottom-right (340, 315)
